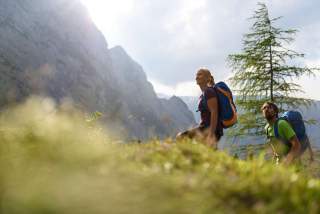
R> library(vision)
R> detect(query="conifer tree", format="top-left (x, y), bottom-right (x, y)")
top-left (228, 2), bottom-right (318, 136)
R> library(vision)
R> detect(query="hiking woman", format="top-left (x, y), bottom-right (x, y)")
top-left (176, 68), bottom-right (223, 149)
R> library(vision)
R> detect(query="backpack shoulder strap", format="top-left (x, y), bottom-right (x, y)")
top-left (274, 118), bottom-right (287, 139)
top-left (204, 86), bottom-right (220, 104)
top-left (266, 124), bottom-right (270, 139)
top-left (274, 118), bottom-right (292, 147)
top-left (273, 119), bottom-right (280, 139)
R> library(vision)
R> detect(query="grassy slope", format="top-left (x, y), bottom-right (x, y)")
top-left (1, 97), bottom-right (320, 214)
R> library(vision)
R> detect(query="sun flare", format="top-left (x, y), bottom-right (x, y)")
top-left (80, 0), bottom-right (134, 33)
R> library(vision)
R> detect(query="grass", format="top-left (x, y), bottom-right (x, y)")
top-left (1, 97), bottom-right (320, 214)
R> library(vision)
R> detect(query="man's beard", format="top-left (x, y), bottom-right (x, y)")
top-left (265, 114), bottom-right (274, 121)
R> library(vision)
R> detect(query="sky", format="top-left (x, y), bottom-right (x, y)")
top-left (80, 0), bottom-right (320, 99)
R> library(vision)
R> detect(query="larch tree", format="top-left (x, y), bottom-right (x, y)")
top-left (228, 2), bottom-right (318, 136)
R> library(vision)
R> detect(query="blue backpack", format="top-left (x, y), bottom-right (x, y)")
top-left (214, 82), bottom-right (237, 129)
top-left (274, 111), bottom-right (307, 143)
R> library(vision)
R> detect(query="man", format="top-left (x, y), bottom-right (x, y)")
top-left (261, 102), bottom-right (314, 165)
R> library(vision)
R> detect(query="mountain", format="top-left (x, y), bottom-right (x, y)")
top-left (179, 96), bottom-right (201, 123)
top-left (159, 96), bottom-right (197, 131)
top-left (109, 46), bottom-right (196, 138)
top-left (180, 96), bottom-right (320, 147)
top-left (0, 0), bottom-right (195, 139)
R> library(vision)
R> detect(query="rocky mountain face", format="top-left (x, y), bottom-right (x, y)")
top-left (0, 0), bottom-right (116, 111)
top-left (0, 0), bottom-right (195, 139)
top-left (159, 96), bottom-right (196, 132)
top-left (109, 46), bottom-right (196, 138)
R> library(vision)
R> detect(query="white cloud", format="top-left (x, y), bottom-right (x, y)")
top-left (305, 59), bottom-right (320, 68)
top-left (149, 79), bottom-right (200, 97)
top-left (296, 74), bottom-right (320, 101)
top-left (80, 0), bottom-right (320, 100)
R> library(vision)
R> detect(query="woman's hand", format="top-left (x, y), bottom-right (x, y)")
top-left (206, 134), bottom-right (217, 150)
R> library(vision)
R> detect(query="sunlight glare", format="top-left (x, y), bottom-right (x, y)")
top-left (81, 0), bottom-right (134, 35)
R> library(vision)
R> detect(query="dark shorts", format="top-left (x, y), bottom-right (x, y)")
top-left (178, 126), bottom-right (222, 142)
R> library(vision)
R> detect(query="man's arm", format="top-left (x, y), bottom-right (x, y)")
top-left (283, 136), bottom-right (301, 165)
top-left (306, 137), bottom-right (314, 162)
top-left (278, 120), bottom-right (301, 165)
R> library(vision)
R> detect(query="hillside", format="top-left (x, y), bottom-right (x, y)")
top-left (1, 101), bottom-right (320, 213)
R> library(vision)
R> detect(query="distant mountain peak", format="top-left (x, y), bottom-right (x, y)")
top-left (110, 45), bottom-right (127, 55)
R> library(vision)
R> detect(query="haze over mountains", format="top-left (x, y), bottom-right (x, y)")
top-left (0, 0), bottom-right (196, 139)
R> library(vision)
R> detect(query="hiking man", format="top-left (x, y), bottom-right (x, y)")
top-left (176, 68), bottom-right (224, 149)
top-left (261, 102), bottom-right (314, 165)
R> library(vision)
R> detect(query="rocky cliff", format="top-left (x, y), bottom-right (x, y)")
top-left (109, 46), bottom-right (196, 138)
top-left (0, 0), bottom-right (195, 139)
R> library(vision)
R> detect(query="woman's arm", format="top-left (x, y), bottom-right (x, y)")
top-left (206, 97), bottom-right (219, 148)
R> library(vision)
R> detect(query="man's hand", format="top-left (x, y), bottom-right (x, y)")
top-left (309, 155), bottom-right (314, 164)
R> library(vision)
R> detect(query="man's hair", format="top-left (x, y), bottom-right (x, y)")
top-left (262, 101), bottom-right (279, 117)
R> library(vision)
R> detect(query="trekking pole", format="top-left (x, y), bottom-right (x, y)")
top-left (268, 142), bottom-right (280, 165)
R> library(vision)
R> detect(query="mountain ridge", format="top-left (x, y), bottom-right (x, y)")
top-left (0, 0), bottom-right (196, 139)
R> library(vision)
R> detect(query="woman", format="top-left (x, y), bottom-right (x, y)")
top-left (177, 68), bottom-right (223, 148)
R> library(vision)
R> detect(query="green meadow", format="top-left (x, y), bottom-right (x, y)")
top-left (1, 97), bottom-right (320, 214)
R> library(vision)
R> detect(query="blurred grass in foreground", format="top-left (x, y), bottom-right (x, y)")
top-left (1, 97), bottom-right (320, 214)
